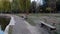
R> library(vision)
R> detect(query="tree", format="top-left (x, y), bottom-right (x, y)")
top-left (0, 0), bottom-right (30, 13)
top-left (46, 7), bottom-right (52, 13)
top-left (0, 0), bottom-right (4, 12)
top-left (30, 1), bottom-right (36, 13)
top-left (56, 0), bottom-right (60, 12)
top-left (0, 0), bottom-right (11, 13)
top-left (26, 0), bottom-right (30, 13)
top-left (17, 0), bottom-right (30, 13)
top-left (3, 0), bottom-right (11, 12)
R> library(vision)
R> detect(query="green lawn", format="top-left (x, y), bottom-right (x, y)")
top-left (26, 18), bottom-right (36, 26)
top-left (8, 25), bottom-right (13, 34)
top-left (29, 13), bottom-right (60, 17)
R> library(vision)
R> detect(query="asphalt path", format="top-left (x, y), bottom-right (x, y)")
top-left (12, 16), bottom-right (31, 34)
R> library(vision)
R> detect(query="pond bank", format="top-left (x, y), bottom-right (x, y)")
top-left (4, 16), bottom-right (16, 34)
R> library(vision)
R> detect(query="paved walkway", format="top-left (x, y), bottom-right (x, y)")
top-left (12, 16), bottom-right (41, 34)
top-left (12, 16), bottom-right (31, 34)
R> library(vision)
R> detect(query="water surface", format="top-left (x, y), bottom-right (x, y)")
top-left (0, 25), bottom-right (4, 34)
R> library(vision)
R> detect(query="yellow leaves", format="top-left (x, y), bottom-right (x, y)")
top-left (46, 7), bottom-right (52, 11)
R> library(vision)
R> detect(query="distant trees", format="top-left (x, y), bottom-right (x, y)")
top-left (0, 0), bottom-right (31, 13)
top-left (18, 0), bottom-right (30, 13)
top-left (0, 0), bottom-right (57, 13)
top-left (56, 0), bottom-right (60, 12)
top-left (29, 1), bottom-right (36, 13)
top-left (3, 1), bottom-right (11, 12)
top-left (0, 0), bottom-right (11, 13)
top-left (0, 1), bottom-right (3, 12)
top-left (11, 0), bottom-right (30, 13)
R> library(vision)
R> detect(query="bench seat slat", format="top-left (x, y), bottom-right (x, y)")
top-left (40, 21), bottom-right (56, 29)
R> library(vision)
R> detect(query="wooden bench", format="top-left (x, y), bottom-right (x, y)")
top-left (40, 21), bottom-right (56, 31)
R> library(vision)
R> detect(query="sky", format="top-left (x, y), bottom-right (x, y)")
top-left (31, 0), bottom-right (43, 5)
top-left (9, 0), bottom-right (43, 5)
top-left (9, 0), bottom-right (44, 5)
top-left (9, 0), bottom-right (13, 2)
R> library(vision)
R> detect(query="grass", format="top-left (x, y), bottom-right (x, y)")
top-left (26, 18), bottom-right (36, 26)
top-left (8, 25), bottom-right (13, 34)
top-left (55, 24), bottom-right (60, 34)
top-left (54, 31), bottom-right (58, 34)
top-left (28, 13), bottom-right (60, 16)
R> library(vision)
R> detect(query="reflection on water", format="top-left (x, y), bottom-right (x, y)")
top-left (0, 25), bottom-right (4, 34)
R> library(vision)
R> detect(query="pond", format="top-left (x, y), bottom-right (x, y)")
top-left (0, 25), bottom-right (4, 34)
top-left (0, 15), bottom-right (11, 34)
top-left (0, 16), bottom-right (11, 31)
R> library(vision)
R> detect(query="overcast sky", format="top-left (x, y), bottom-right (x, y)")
top-left (31, 0), bottom-right (43, 5)
top-left (9, 0), bottom-right (43, 5)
